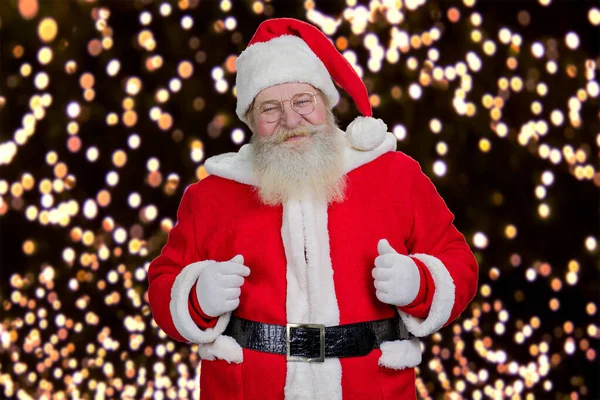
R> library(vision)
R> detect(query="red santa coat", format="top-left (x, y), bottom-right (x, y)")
top-left (148, 131), bottom-right (479, 399)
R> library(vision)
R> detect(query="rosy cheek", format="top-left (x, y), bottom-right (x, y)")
top-left (305, 108), bottom-right (326, 125)
top-left (257, 120), bottom-right (276, 137)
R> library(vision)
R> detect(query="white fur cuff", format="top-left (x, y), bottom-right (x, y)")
top-left (397, 254), bottom-right (455, 336)
top-left (169, 260), bottom-right (233, 344)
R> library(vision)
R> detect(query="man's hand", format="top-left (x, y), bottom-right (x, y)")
top-left (196, 255), bottom-right (250, 317)
top-left (372, 239), bottom-right (420, 307)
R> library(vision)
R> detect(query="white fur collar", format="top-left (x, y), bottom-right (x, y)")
top-left (204, 129), bottom-right (397, 185)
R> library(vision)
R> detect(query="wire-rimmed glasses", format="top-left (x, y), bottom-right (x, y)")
top-left (253, 92), bottom-right (319, 123)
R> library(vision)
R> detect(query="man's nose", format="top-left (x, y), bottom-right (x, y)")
top-left (280, 101), bottom-right (301, 128)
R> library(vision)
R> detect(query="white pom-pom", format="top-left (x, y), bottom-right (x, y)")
top-left (346, 116), bottom-right (387, 151)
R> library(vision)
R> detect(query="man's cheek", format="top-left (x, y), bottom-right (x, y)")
top-left (258, 126), bottom-right (276, 138)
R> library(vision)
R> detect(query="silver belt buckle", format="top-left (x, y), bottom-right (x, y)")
top-left (286, 323), bottom-right (325, 363)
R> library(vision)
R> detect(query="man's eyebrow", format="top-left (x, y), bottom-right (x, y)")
top-left (260, 98), bottom-right (277, 102)
top-left (258, 93), bottom-right (309, 103)
top-left (256, 97), bottom-right (280, 105)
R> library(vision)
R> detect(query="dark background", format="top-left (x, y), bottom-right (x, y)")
top-left (0, 0), bottom-right (598, 398)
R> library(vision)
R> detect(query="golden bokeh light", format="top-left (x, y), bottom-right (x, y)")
top-left (1, 2), bottom-right (597, 398)
top-left (178, 61), bottom-right (194, 79)
top-left (38, 17), bottom-right (58, 43)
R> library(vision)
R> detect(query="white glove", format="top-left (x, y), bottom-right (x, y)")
top-left (196, 255), bottom-right (250, 318)
top-left (372, 239), bottom-right (420, 307)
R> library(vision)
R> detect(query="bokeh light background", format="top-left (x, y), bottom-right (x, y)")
top-left (0, 0), bottom-right (598, 398)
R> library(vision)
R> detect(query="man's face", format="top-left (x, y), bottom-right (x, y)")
top-left (251, 82), bottom-right (328, 138)
top-left (248, 82), bottom-right (346, 206)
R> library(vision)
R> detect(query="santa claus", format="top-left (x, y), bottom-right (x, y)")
top-left (148, 18), bottom-right (479, 399)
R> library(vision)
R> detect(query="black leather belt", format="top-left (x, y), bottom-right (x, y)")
top-left (223, 315), bottom-right (413, 362)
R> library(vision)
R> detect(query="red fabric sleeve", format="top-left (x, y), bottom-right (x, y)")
top-left (401, 155), bottom-right (479, 327)
top-left (147, 183), bottom-right (211, 342)
top-left (397, 257), bottom-right (436, 318)
top-left (188, 282), bottom-right (219, 329)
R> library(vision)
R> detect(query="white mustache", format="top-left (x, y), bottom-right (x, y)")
top-left (274, 126), bottom-right (320, 144)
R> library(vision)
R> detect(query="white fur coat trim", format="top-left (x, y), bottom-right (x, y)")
top-left (281, 190), bottom-right (342, 399)
top-left (204, 131), bottom-right (397, 187)
top-left (398, 253), bottom-right (455, 336)
top-left (203, 143), bottom-right (257, 186)
top-left (378, 338), bottom-right (422, 370)
top-left (170, 260), bottom-right (243, 363)
top-left (235, 35), bottom-right (340, 122)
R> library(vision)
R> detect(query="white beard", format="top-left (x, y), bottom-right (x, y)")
top-left (250, 120), bottom-right (347, 207)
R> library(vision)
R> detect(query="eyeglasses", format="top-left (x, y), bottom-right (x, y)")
top-left (253, 92), bottom-right (319, 123)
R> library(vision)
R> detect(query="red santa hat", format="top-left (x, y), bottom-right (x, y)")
top-left (235, 18), bottom-right (388, 151)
